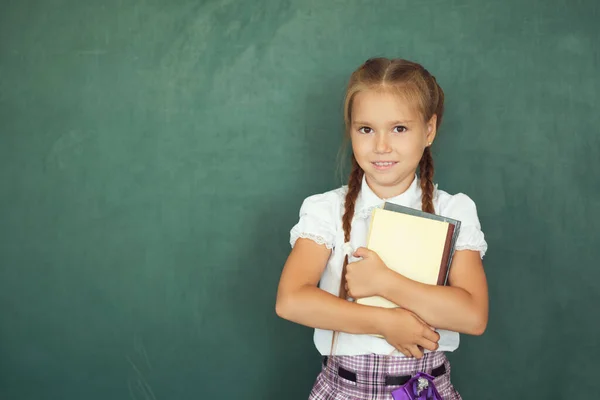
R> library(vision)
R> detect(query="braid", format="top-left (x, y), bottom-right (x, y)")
top-left (339, 156), bottom-right (363, 299)
top-left (419, 147), bottom-right (435, 214)
top-left (330, 155), bottom-right (363, 355)
top-left (419, 70), bottom-right (442, 215)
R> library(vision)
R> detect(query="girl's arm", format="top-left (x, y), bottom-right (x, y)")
top-left (382, 250), bottom-right (488, 335)
top-left (275, 238), bottom-right (441, 358)
top-left (346, 248), bottom-right (489, 336)
top-left (275, 238), bottom-right (386, 334)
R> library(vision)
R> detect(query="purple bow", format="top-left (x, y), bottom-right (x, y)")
top-left (391, 372), bottom-right (443, 400)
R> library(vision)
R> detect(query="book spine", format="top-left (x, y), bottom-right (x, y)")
top-left (442, 223), bottom-right (461, 285)
top-left (437, 224), bottom-right (455, 285)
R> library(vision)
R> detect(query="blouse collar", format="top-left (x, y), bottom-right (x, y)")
top-left (353, 174), bottom-right (422, 219)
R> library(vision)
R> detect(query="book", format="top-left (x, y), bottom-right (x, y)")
top-left (355, 202), bottom-right (461, 309)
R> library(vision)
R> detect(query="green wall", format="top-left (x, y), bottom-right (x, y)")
top-left (1, 0), bottom-right (599, 399)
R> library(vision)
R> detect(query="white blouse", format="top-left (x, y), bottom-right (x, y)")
top-left (289, 174), bottom-right (488, 356)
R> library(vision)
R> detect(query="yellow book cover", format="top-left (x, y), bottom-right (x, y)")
top-left (356, 204), bottom-right (459, 309)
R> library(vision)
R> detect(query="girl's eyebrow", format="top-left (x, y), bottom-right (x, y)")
top-left (352, 120), bottom-right (414, 125)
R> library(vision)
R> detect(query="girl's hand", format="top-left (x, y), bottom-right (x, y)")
top-left (345, 247), bottom-right (390, 299)
top-left (377, 308), bottom-right (440, 359)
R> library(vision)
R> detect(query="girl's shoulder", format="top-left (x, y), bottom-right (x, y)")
top-left (434, 185), bottom-right (487, 257)
top-left (296, 185), bottom-right (347, 218)
top-left (289, 185), bottom-right (347, 249)
top-left (434, 186), bottom-right (482, 222)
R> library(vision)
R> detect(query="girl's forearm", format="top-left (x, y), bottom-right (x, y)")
top-left (380, 270), bottom-right (487, 335)
top-left (276, 285), bottom-right (385, 335)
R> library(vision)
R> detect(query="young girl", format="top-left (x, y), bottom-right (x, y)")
top-left (275, 58), bottom-right (489, 400)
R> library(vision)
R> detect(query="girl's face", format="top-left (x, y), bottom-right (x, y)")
top-left (350, 89), bottom-right (437, 199)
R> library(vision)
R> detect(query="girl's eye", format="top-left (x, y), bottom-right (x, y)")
top-left (358, 127), bottom-right (373, 134)
top-left (393, 126), bottom-right (408, 133)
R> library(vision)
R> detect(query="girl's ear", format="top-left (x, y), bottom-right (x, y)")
top-left (426, 114), bottom-right (438, 146)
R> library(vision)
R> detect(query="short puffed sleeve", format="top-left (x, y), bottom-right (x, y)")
top-left (289, 192), bottom-right (337, 250)
top-left (443, 193), bottom-right (488, 258)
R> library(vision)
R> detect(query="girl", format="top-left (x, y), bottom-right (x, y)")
top-left (275, 58), bottom-right (489, 400)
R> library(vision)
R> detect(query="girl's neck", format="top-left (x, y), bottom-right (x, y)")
top-left (364, 173), bottom-right (416, 200)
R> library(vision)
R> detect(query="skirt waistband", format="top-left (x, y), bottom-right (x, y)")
top-left (322, 352), bottom-right (448, 386)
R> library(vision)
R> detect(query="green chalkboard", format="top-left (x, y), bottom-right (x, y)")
top-left (1, 0), bottom-right (599, 399)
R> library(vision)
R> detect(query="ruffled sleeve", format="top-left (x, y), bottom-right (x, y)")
top-left (289, 192), bottom-right (337, 250)
top-left (443, 193), bottom-right (488, 258)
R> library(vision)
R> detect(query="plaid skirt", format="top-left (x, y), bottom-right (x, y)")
top-left (308, 352), bottom-right (461, 400)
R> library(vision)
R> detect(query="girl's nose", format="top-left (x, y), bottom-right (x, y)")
top-left (375, 133), bottom-right (392, 153)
